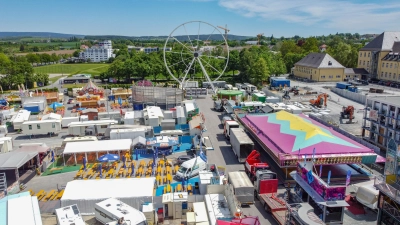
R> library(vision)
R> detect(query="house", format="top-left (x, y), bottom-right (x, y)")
top-left (344, 68), bottom-right (369, 81)
top-left (293, 53), bottom-right (345, 82)
top-left (319, 44), bottom-right (327, 52)
top-left (80, 108), bottom-right (98, 120)
top-left (357, 31), bottom-right (400, 81)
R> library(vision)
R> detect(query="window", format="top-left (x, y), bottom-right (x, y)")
top-left (360, 52), bottom-right (362, 57)
top-left (336, 75), bottom-right (341, 78)
top-left (367, 61), bottom-right (369, 66)
top-left (359, 60), bottom-right (361, 65)
top-left (382, 62), bottom-right (385, 67)
top-left (381, 72), bottom-right (384, 77)
top-left (394, 73), bottom-right (396, 79)
top-left (363, 61), bottom-right (365, 66)
top-left (52, 123), bottom-right (55, 128)
top-left (390, 63), bottom-right (393, 68)
top-left (28, 125), bottom-right (32, 130)
top-left (386, 63), bottom-right (389, 68)
top-left (385, 72), bottom-right (388, 77)
top-left (101, 125), bottom-right (108, 128)
top-left (321, 76), bottom-right (326, 78)
top-left (389, 73), bottom-right (392, 78)
top-left (329, 75), bottom-right (333, 78)
top-left (368, 52), bottom-right (370, 57)
top-left (37, 124), bottom-right (41, 129)
top-left (364, 52), bottom-right (366, 57)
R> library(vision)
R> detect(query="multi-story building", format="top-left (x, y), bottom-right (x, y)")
top-left (79, 40), bottom-right (115, 62)
top-left (357, 31), bottom-right (400, 81)
top-left (362, 96), bottom-right (400, 150)
top-left (293, 53), bottom-right (345, 82)
top-left (127, 46), bottom-right (172, 54)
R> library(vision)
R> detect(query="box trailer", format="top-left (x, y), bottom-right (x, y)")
top-left (270, 78), bottom-right (290, 88)
top-left (229, 128), bottom-right (254, 163)
top-left (11, 109), bottom-right (31, 130)
top-left (336, 82), bottom-right (351, 89)
top-left (110, 128), bottom-right (146, 141)
top-left (124, 111), bottom-right (135, 125)
top-left (228, 171), bottom-right (254, 206)
top-left (68, 120), bottom-right (117, 136)
top-left (61, 117), bottom-right (80, 128)
top-left (224, 120), bottom-right (240, 139)
top-left (94, 198), bottom-right (147, 225)
top-left (21, 120), bottom-right (62, 135)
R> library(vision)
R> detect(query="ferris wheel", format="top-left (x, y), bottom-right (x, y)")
top-left (163, 21), bottom-right (229, 93)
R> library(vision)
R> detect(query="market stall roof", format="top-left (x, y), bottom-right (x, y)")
top-left (217, 90), bottom-right (243, 96)
top-left (146, 136), bottom-right (179, 148)
top-left (132, 136), bottom-right (146, 146)
top-left (240, 111), bottom-right (375, 156)
top-left (0, 192), bottom-right (42, 225)
top-left (61, 178), bottom-right (155, 200)
top-left (0, 146), bottom-right (49, 170)
top-left (82, 79), bottom-right (99, 91)
top-left (63, 139), bottom-right (132, 154)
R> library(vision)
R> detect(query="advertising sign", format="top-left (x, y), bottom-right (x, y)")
top-left (385, 139), bottom-right (398, 176)
top-left (345, 170), bottom-right (352, 186)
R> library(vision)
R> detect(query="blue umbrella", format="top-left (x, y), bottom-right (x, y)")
top-left (98, 163), bottom-right (103, 178)
top-left (122, 155), bottom-right (126, 169)
top-left (83, 157), bottom-right (87, 171)
top-left (118, 97), bottom-right (122, 106)
top-left (131, 163), bottom-right (135, 177)
top-left (98, 154), bottom-right (119, 162)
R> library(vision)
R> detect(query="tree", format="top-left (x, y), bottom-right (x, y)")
top-left (32, 46), bottom-right (39, 52)
top-left (0, 53), bottom-right (11, 72)
top-left (227, 50), bottom-right (240, 76)
top-left (249, 57), bottom-right (269, 84)
top-left (51, 53), bottom-right (59, 62)
top-left (25, 53), bottom-right (40, 64)
top-left (283, 53), bottom-right (305, 73)
top-left (280, 41), bottom-right (302, 57)
top-left (40, 53), bottom-right (52, 64)
top-left (73, 50), bottom-right (80, 57)
top-left (302, 37), bottom-right (319, 54)
top-left (20, 45), bottom-right (25, 52)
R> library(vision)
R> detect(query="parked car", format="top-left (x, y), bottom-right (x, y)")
top-left (67, 98), bottom-right (74, 104)
top-left (176, 155), bottom-right (193, 165)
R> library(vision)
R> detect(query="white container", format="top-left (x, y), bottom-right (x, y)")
top-left (0, 125), bottom-right (8, 136)
top-left (61, 117), bottom-right (80, 128)
top-left (161, 119), bottom-right (175, 131)
top-left (0, 137), bottom-right (13, 153)
top-left (124, 111), bottom-right (135, 125)
top-left (176, 106), bottom-right (186, 125)
top-left (110, 128), bottom-right (146, 141)
top-left (163, 111), bottom-right (173, 119)
top-left (11, 110), bottom-right (31, 130)
top-left (55, 204), bottom-right (85, 225)
top-left (193, 202), bottom-right (209, 224)
top-left (80, 115), bottom-right (88, 121)
top-left (94, 198), bottom-right (147, 225)
top-left (142, 203), bottom-right (155, 225)
top-left (187, 212), bottom-right (196, 225)
top-left (199, 171), bottom-right (214, 195)
top-left (21, 120), bottom-right (62, 135)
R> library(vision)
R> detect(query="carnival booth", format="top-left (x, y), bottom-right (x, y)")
top-left (77, 80), bottom-right (104, 98)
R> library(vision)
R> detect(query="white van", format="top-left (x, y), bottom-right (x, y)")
top-left (175, 156), bottom-right (206, 180)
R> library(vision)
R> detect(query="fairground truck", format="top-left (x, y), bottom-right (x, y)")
top-left (254, 170), bottom-right (325, 225)
top-left (244, 150), bottom-right (270, 182)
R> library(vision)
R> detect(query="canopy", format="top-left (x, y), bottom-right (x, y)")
top-left (0, 192), bottom-right (42, 225)
top-left (82, 80), bottom-right (99, 91)
top-left (146, 136), bottom-right (179, 148)
top-left (132, 136), bottom-right (146, 147)
top-left (63, 139), bottom-right (132, 154)
top-left (0, 145), bottom-right (49, 169)
top-left (48, 102), bottom-right (63, 108)
top-left (98, 154), bottom-right (119, 162)
top-left (61, 178), bottom-right (154, 214)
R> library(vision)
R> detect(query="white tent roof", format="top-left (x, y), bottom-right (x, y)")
top-left (0, 145), bottom-right (49, 169)
top-left (41, 113), bottom-right (62, 121)
top-left (132, 136), bottom-right (146, 146)
top-left (61, 178), bottom-right (155, 200)
top-left (63, 139), bottom-right (132, 154)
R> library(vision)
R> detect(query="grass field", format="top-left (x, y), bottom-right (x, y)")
top-left (27, 41), bottom-right (80, 48)
top-left (34, 64), bottom-right (110, 75)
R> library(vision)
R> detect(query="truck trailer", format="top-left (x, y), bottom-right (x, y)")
top-left (223, 120), bottom-right (240, 139)
top-left (228, 171), bottom-right (254, 206)
top-left (229, 128), bottom-right (254, 163)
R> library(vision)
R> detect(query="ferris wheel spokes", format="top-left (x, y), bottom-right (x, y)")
top-left (196, 58), bottom-right (216, 93)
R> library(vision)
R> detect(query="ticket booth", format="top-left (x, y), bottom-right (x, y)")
top-left (162, 192), bottom-right (188, 219)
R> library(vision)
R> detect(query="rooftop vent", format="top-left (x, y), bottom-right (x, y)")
top-left (328, 61), bottom-right (332, 66)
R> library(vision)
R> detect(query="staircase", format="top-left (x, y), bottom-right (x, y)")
top-left (0, 172), bottom-right (6, 195)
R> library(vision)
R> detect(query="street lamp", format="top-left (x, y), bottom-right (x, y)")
top-left (24, 72), bottom-right (28, 91)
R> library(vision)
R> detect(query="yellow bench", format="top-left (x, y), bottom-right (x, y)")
top-left (29, 189), bottom-right (34, 196)
top-left (167, 184), bottom-right (171, 193)
top-left (54, 190), bottom-right (64, 200)
top-left (35, 190), bottom-right (45, 200)
top-left (42, 190), bottom-right (56, 202)
top-left (176, 184), bottom-right (182, 192)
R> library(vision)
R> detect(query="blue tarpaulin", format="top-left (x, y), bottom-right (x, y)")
top-left (49, 102), bottom-right (63, 108)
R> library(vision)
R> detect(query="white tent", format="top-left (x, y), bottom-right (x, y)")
top-left (61, 178), bottom-right (155, 214)
top-left (63, 139), bottom-right (132, 164)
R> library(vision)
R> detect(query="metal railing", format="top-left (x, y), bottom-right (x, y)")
top-left (374, 176), bottom-right (400, 205)
top-left (382, 201), bottom-right (400, 223)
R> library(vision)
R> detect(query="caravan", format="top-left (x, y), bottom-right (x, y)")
top-left (94, 198), bottom-right (147, 225)
top-left (21, 120), bottom-right (62, 135)
top-left (175, 156), bottom-right (206, 180)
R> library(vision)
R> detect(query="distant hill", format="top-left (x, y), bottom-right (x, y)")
top-left (0, 32), bottom-right (250, 41)
top-left (0, 32), bottom-right (85, 39)
top-left (84, 34), bottom-right (251, 41)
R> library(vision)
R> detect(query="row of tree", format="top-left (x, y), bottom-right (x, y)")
top-left (0, 53), bottom-right (49, 91)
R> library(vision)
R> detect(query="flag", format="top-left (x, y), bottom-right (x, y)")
top-left (319, 165), bottom-right (323, 177)
top-left (327, 170), bottom-right (331, 185)
top-left (303, 154), bottom-right (307, 166)
top-left (345, 170), bottom-right (352, 186)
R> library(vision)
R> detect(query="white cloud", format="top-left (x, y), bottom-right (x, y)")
top-left (217, 0), bottom-right (400, 33)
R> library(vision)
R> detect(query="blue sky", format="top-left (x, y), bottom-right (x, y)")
top-left (1, 0), bottom-right (400, 37)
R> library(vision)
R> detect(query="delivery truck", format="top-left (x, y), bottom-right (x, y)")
top-left (229, 128), bottom-right (254, 163)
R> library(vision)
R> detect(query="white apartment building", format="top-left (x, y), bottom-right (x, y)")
top-left (79, 40), bottom-right (115, 62)
top-left (127, 46), bottom-right (172, 54)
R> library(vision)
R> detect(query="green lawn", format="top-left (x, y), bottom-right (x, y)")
top-left (34, 63), bottom-right (110, 75)
top-left (27, 41), bottom-right (80, 48)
